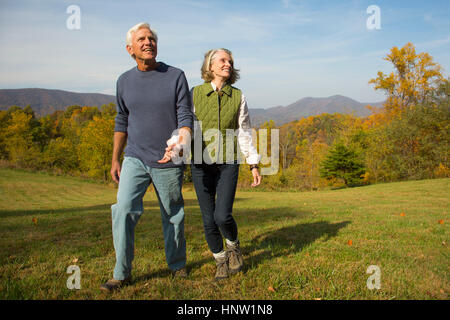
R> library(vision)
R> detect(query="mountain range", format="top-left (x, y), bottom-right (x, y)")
top-left (0, 88), bottom-right (116, 117)
top-left (249, 95), bottom-right (384, 126)
top-left (0, 88), bottom-right (384, 126)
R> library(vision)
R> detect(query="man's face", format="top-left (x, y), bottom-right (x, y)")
top-left (127, 28), bottom-right (157, 62)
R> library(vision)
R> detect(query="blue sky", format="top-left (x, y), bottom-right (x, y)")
top-left (0, 0), bottom-right (449, 108)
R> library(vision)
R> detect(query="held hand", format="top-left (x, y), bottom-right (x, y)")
top-left (111, 160), bottom-right (121, 184)
top-left (157, 143), bottom-right (177, 164)
top-left (251, 168), bottom-right (262, 187)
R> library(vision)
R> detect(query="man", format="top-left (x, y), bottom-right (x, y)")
top-left (100, 22), bottom-right (193, 292)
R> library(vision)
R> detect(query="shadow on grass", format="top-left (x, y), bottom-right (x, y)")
top-left (1, 195), bottom-right (349, 285)
top-left (244, 220), bottom-right (351, 271)
top-left (133, 218), bottom-right (350, 283)
top-left (0, 198), bottom-right (208, 218)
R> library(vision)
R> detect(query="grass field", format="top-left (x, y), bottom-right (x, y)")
top-left (0, 168), bottom-right (448, 300)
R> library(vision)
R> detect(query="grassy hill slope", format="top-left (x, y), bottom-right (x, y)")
top-left (0, 168), bottom-right (448, 299)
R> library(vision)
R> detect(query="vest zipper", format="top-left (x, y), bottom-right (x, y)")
top-left (217, 91), bottom-right (221, 163)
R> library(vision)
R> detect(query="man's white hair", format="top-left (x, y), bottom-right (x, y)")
top-left (126, 22), bottom-right (158, 46)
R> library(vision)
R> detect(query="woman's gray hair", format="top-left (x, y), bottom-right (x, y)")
top-left (126, 22), bottom-right (158, 46)
top-left (201, 48), bottom-right (240, 85)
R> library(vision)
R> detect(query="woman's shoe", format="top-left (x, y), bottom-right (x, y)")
top-left (227, 241), bottom-right (244, 274)
top-left (214, 255), bottom-right (229, 281)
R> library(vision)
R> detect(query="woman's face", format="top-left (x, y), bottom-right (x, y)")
top-left (210, 50), bottom-right (233, 81)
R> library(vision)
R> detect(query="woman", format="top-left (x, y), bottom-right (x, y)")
top-left (190, 48), bottom-right (261, 281)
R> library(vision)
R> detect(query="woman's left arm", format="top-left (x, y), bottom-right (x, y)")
top-left (237, 93), bottom-right (262, 187)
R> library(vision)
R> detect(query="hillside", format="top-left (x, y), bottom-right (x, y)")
top-left (0, 88), bottom-right (116, 116)
top-left (0, 168), bottom-right (448, 299)
top-left (0, 88), bottom-right (383, 124)
top-left (249, 95), bottom-right (384, 126)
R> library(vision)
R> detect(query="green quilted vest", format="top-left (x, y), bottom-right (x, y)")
top-left (192, 82), bottom-right (241, 164)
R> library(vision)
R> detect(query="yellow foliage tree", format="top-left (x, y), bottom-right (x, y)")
top-left (78, 116), bottom-right (115, 181)
top-left (369, 42), bottom-right (443, 119)
top-left (3, 110), bottom-right (40, 167)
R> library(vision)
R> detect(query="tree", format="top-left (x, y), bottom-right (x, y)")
top-left (279, 122), bottom-right (297, 170)
top-left (42, 137), bottom-right (79, 172)
top-left (100, 103), bottom-right (117, 119)
top-left (77, 116), bottom-right (115, 180)
top-left (369, 42), bottom-right (443, 118)
top-left (3, 110), bottom-right (40, 167)
top-left (320, 142), bottom-right (365, 187)
top-left (365, 95), bottom-right (450, 181)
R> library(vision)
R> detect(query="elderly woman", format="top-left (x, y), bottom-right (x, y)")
top-left (190, 48), bottom-right (261, 281)
top-left (160, 48), bottom-right (261, 280)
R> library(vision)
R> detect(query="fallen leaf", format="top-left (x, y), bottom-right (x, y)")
top-left (442, 241), bottom-right (446, 246)
top-left (293, 292), bottom-right (299, 299)
top-left (438, 220), bottom-right (444, 224)
top-left (32, 217), bottom-right (37, 225)
top-left (72, 258), bottom-right (78, 263)
top-left (313, 298), bottom-right (322, 300)
top-left (268, 286), bottom-right (275, 292)
top-left (347, 240), bottom-right (353, 246)
top-left (400, 212), bottom-right (406, 217)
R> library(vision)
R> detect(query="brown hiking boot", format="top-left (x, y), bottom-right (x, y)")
top-left (214, 256), bottom-right (229, 281)
top-left (173, 267), bottom-right (188, 278)
top-left (100, 276), bottom-right (131, 292)
top-left (227, 241), bottom-right (244, 274)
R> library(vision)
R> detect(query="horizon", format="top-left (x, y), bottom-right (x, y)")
top-left (0, 87), bottom-right (386, 110)
top-left (0, 0), bottom-right (448, 108)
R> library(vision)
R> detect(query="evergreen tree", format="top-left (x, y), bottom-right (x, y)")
top-left (320, 143), bottom-right (365, 187)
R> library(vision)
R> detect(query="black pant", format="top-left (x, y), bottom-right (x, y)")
top-left (191, 163), bottom-right (239, 254)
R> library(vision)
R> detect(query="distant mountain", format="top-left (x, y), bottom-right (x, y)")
top-left (249, 95), bottom-right (384, 127)
top-left (0, 88), bottom-right (384, 125)
top-left (0, 88), bottom-right (116, 116)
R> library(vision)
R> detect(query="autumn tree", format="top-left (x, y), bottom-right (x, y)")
top-left (369, 42), bottom-right (443, 119)
top-left (365, 88), bottom-right (450, 181)
top-left (279, 122), bottom-right (297, 170)
top-left (77, 116), bottom-right (115, 181)
top-left (3, 109), bottom-right (41, 167)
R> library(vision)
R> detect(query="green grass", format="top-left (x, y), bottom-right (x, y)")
top-left (0, 168), bottom-right (448, 300)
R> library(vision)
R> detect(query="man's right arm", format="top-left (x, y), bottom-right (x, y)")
top-left (112, 76), bottom-right (130, 183)
top-left (111, 131), bottom-right (127, 183)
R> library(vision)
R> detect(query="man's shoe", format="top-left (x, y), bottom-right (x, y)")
top-left (100, 277), bottom-right (131, 292)
top-left (214, 256), bottom-right (229, 281)
top-left (227, 241), bottom-right (244, 274)
top-left (173, 267), bottom-right (188, 278)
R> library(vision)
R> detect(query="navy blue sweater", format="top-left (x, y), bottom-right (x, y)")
top-left (114, 62), bottom-right (193, 168)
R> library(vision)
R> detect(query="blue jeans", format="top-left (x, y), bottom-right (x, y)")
top-left (190, 163), bottom-right (239, 254)
top-left (111, 157), bottom-right (186, 280)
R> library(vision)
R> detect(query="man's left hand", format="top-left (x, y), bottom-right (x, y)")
top-left (158, 143), bottom-right (177, 163)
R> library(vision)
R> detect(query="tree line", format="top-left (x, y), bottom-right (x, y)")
top-left (1, 43), bottom-right (449, 190)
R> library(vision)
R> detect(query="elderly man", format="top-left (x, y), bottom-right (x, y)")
top-left (100, 22), bottom-right (193, 292)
